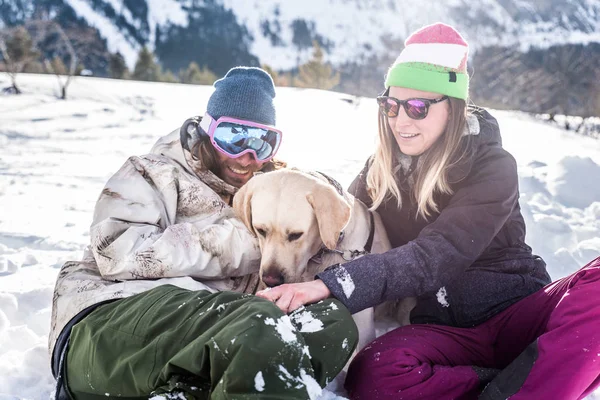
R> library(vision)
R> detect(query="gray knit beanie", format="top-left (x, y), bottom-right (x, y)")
top-left (207, 67), bottom-right (276, 125)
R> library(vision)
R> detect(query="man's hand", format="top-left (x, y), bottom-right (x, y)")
top-left (256, 280), bottom-right (332, 313)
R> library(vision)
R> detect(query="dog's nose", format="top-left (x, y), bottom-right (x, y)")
top-left (262, 273), bottom-right (284, 287)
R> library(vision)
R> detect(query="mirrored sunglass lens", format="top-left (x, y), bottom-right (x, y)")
top-left (382, 98), bottom-right (399, 116)
top-left (213, 123), bottom-right (280, 159)
top-left (406, 100), bottom-right (428, 119)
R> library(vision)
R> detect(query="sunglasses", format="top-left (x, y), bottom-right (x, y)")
top-left (199, 113), bottom-right (282, 161)
top-left (376, 95), bottom-right (449, 120)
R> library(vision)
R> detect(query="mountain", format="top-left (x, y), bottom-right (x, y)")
top-left (3, 0), bottom-right (600, 70)
top-left (1, 0), bottom-right (600, 113)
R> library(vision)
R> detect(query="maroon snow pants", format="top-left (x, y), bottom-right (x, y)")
top-left (346, 256), bottom-right (600, 400)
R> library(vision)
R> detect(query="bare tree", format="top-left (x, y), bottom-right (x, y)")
top-left (28, 20), bottom-right (78, 99)
top-left (0, 26), bottom-right (38, 94)
top-left (471, 46), bottom-right (528, 110)
top-left (542, 45), bottom-right (596, 129)
top-left (577, 67), bottom-right (600, 135)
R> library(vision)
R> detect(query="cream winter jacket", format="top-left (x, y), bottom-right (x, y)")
top-left (49, 129), bottom-right (262, 357)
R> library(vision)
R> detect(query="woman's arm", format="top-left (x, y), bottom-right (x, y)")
top-left (316, 148), bottom-right (520, 314)
top-left (90, 155), bottom-right (260, 281)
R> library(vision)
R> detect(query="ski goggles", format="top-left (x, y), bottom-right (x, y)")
top-left (377, 95), bottom-right (449, 120)
top-left (199, 113), bottom-right (282, 161)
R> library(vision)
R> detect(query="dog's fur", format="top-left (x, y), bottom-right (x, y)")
top-left (233, 169), bottom-right (415, 348)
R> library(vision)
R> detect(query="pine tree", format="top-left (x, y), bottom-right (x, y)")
top-left (195, 66), bottom-right (217, 85)
top-left (179, 62), bottom-right (217, 85)
top-left (161, 69), bottom-right (178, 83)
top-left (109, 51), bottom-right (129, 79)
top-left (261, 64), bottom-right (279, 82)
top-left (132, 46), bottom-right (161, 82)
top-left (260, 64), bottom-right (293, 87)
top-left (278, 72), bottom-right (294, 87)
top-left (295, 41), bottom-right (340, 90)
top-left (179, 61), bottom-right (200, 84)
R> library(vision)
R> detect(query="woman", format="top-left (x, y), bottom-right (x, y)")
top-left (258, 24), bottom-right (600, 399)
top-left (49, 66), bottom-right (358, 400)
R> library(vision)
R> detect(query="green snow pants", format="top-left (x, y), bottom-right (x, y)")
top-left (63, 285), bottom-right (358, 399)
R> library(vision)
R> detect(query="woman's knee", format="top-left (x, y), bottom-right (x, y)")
top-left (350, 337), bottom-right (421, 374)
top-left (345, 336), bottom-right (424, 395)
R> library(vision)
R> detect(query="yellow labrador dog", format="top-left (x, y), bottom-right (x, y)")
top-left (233, 169), bottom-right (415, 349)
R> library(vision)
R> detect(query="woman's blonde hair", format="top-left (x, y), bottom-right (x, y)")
top-left (192, 139), bottom-right (287, 173)
top-left (366, 96), bottom-right (470, 219)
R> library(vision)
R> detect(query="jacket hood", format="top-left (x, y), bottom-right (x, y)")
top-left (446, 107), bottom-right (503, 183)
top-left (470, 106), bottom-right (502, 148)
top-left (392, 106), bottom-right (503, 186)
top-left (150, 128), bottom-right (239, 198)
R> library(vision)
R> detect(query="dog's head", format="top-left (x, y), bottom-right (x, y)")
top-left (233, 169), bottom-right (351, 287)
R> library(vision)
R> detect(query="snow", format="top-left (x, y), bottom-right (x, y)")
top-left (334, 266), bottom-right (356, 299)
top-left (64, 0), bottom-right (140, 68)
top-left (56, 1), bottom-right (600, 71)
top-left (215, 1), bottom-right (600, 66)
top-left (290, 308), bottom-right (325, 333)
top-left (264, 316), bottom-right (298, 343)
top-left (276, 366), bottom-right (322, 399)
top-left (299, 369), bottom-right (323, 400)
top-left (276, 365), bottom-right (295, 388)
top-left (145, 0), bottom-right (188, 45)
top-left (302, 345), bottom-right (311, 358)
top-left (546, 156), bottom-right (600, 209)
top-left (1, 73), bottom-right (600, 399)
top-left (436, 287), bottom-right (449, 308)
top-left (254, 371), bottom-right (265, 392)
top-left (63, 0), bottom-right (188, 69)
top-left (220, 0), bottom-right (487, 69)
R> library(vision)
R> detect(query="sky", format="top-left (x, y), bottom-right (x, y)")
top-left (0, 73), bottom-right (599, 399)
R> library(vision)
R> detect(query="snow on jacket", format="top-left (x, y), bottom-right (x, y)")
top-left (49, 129), bottom-right (262, 357)
top-left (317, 108), bottom-right (551, 327)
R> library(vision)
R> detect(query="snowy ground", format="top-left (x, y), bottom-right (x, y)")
top-left (0, 73), bottom-right (599, 399)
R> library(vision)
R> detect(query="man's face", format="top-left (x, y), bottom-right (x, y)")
top-left (213, 151), bottom-right (266, 188)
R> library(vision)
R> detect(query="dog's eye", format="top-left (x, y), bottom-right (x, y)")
top-left (287, 232), bottom-right (303, 242)
top-left (256, 228), bottom-right (267, 237)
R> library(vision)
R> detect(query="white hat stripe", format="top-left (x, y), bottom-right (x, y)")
top-left (394, 43), bottom-right (467, 70)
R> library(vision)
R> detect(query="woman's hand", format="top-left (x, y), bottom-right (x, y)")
top-left (256, 280), bottom-right (332, 313)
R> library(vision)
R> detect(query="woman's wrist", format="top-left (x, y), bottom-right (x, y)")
top-left (315, 279), bottom-right (332, 299)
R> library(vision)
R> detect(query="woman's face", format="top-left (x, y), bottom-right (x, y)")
top-left (213, 151), bottom-right (266, 188)
top-left (386, 86), bottom-right (450, 156)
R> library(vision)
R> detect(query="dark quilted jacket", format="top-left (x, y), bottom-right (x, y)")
top-left (318, 108), bottom-right (551, 327)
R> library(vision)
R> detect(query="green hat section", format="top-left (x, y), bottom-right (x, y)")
top-left (385, 62), bottom-right (469, 100)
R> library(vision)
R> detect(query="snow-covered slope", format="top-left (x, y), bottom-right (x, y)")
top-left (0, 73), bottom-right (599, 399)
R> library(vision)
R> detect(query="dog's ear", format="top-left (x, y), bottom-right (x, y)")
top-left (233, 182), bottom-right (254, 235)
top-left (306, 184), bottom-right (351, 250)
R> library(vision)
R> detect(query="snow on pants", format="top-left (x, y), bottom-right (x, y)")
top-left (345, 256), bottom-right (600, 400)
top-left (63, 284), bottom-right (358, 399)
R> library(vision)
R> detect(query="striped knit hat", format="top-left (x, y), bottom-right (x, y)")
top-left (385, 23), bottom-right (469, 100)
